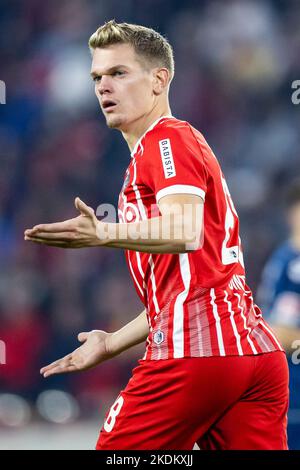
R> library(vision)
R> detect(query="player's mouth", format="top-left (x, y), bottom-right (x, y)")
top-left (102, 100), bottom-right (118, 112)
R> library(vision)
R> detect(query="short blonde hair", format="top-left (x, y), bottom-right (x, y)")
top-left (89, 20), bottom-right (175, 82)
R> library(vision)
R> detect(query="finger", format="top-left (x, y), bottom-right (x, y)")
top-left (75, 197), bottom-right (95, 218)
top-left (25, 232), bottom-right (76, 241)
top-left (25, 219), bottom-right (74, 235)
top-left (40, 355), bottom-right (72, 374)
top-left (78, 332), bottom-right (88, 342)
top-left (24, 236), bottom-right (70, 248)
top-left (43, 364), bottom-right (78, 377)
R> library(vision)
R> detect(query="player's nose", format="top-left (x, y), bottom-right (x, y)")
top-left (98, 76), bottom-right (113, 95)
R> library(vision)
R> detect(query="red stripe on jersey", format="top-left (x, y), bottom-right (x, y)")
top-left (224, 289), bottom-right (244, 355)
top-left (209, 289), bottom-right (226, 355)
top-left (187, 288), bottom-right (212, 356)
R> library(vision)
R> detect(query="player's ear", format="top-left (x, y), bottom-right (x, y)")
top-left (152, 68), bottom-right (169, 95)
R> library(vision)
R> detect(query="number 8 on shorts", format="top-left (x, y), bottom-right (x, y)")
top-left (104, 395), bottom-right (124, 433)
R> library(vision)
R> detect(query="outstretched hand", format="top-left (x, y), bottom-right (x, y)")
top-left (40, 330), bottom-right (114, 378)
top-left (24, 197), bottom-right (102, 248)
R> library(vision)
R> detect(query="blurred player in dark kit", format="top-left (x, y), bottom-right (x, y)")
top-left (258, 178), bottom-right (300, 449)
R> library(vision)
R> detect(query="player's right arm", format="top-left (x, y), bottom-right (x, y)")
top-left (40, 309), bottom-right (149, 377)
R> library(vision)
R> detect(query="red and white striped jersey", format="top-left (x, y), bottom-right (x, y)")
top-left (118, 116), bottom-right (283, 359)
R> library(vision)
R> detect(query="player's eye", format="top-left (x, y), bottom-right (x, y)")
top-left (93, 75), bottom-right (102, 83)
top-left (113, 70), bottom-right (126, 77)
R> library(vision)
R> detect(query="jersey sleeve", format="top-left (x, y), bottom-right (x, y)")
top-left (141, 124), bottom-right (208, 203)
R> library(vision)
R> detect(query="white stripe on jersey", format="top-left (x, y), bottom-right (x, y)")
top-left (235, 275), bottom-right (245, 291)
top-left (234, 292), bottom-right (258, 354)
top-left (252, 327), bottom-right (271, 351)
top-left (224, 290), bottom-right (243, 355)
top-left (210, 288), bottom-right (225, 356)
top-left (247, 292), bottom-right (263, 320)
top-left (143, 330), bottom-right (152, 360)
top-left (156, 184), bottom-right (206, 203)
top-left (230, 275), bottom-right (240, 290)
top-left (149, 255), bottom-right (160, 314)
top-left (258, 319), bottom-right (283, 351)
top-left (173, 253), bottom-right (191, 358)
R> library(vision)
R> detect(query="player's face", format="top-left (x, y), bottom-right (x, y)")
top-left (91, 44), bottom-right (156, 131)
top-left (288, 201), bottom-right (300, 233)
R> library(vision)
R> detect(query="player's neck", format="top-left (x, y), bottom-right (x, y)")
top-left (122, 106), bottom-right (172, 154)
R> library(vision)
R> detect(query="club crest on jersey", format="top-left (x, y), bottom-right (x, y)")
top-left (159, 139), bottom-right (176, 179)
top-left (153, 329), bottom-right (164, 345)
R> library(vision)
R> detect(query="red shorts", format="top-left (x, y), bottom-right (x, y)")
top-left (96, 351), bottom-right (289, 450)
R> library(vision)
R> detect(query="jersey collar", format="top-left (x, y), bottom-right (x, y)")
top-left (130, 115), bottom-right (174, 158)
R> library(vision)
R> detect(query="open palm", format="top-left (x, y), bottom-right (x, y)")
top-left (40, 330), bottom-right (113, 378)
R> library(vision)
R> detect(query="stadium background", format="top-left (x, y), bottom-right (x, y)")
top-left (0, 0), bottom-right (299, 449)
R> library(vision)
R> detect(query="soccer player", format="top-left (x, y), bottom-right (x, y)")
top-left (24, 21), bottom-right (289, 450)
top-left (257, 179), bottom-right (300, 449)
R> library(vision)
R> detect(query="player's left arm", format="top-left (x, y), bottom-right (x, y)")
top-left (24, 194), bottom-right (204, 253)
top-left (25, 126), bottom-right (206, 253)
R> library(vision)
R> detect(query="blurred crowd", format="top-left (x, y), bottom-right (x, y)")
top-left (0, 0), bottom-right (300, 443)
